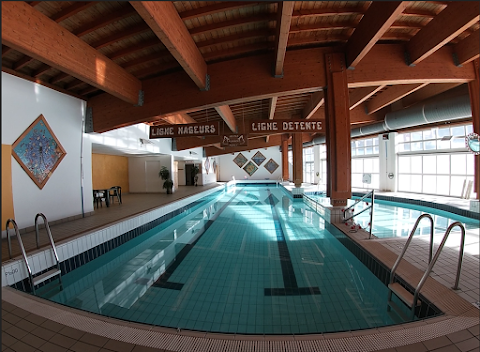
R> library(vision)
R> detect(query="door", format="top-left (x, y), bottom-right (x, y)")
top-left (185, 164), bottom-right (194, 186)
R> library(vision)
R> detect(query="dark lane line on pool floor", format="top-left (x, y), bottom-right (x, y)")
top-left (264, 189), bottom-right (321, 296)
top-left (153, 188), bottom-right (242, 290)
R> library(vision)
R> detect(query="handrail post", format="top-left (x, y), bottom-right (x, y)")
top-left (35, 213), bottom-right (61, 264)
top-left (368, 190), bottom-right (375, 239)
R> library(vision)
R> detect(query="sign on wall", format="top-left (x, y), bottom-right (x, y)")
top-left (248, 119), bottom-right (323, 134)
top-left (221, 134), bottom-right (247, 147)
top-left (150, 121), bottom-right (220, 138)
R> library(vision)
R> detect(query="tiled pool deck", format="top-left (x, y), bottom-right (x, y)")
top-left (2, 183), bottom-right (479, 352)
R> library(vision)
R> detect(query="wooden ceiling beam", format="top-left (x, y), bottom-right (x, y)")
top-left (109, 38), bottom-right (162, 61)
top-left (131, 1), bottom-right (208, 90)
top-left (345, 2), bottom-right (408, 69)
top-left (180, 2), bottom-right (260, 21)
top-left (215, 105), bottom-right (237, 133)
top-left (406, 2), bottom-right (480, 66)
top-left (350, 105), bottom-right (387, 125)
top-left (203, 43), bottom-right (272, 62)
top-left (2, 45), bottom-right (12, 57)
top-left (266, 96), bottom-right (278, 142)
top-left (349, 86), bottom-right (386, 110)
top-left (289, 20), bottom-right (358, 33)
top-left (90, 23), bottom-right (151, 50)
top-left (453, 28), bottom-right (480, 66)
top-left (273, 1), bottom-right (295, 77)
top-left (302, 91), bottom-right (324, 119)
top-left (366, 83), bottom-right (429, 114)
top-left (205, 135), bottom-right (284, 157)
top-left (399, 83), bottom-right (465, 108)
top-left (13, 56), bottom-right (34, 70)
top-left (292, 4), bottom-right (368, 18)
top-left (162, 113), bottom-right (197, 124)
top-left (88, 45), bottom-right (475, 132)
top-left (2, 1), bottom-right (141, 105)
top-left (197, 29), bottom-right (274, 49)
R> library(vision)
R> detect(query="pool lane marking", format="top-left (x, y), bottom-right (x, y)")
top-left (153, 188), bottom-right (242, 290)
top-left (264, 189), bottom-right (321, 296)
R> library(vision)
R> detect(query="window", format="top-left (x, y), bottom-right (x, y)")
top-left (303, 147), bottom-right (314, 184)
top-left (351, 137), bottom-right (379, 190)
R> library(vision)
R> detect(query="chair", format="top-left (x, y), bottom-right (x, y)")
top-left (93, 190), bottom-right (106, 208)
top-left (109, 186), bottom-right (122, 204)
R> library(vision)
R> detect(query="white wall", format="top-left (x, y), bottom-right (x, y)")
top-left (2, 72), bottom-right (90, 229)
top-left (379, 132), bottom-right (397, 191)
top-left (129, 155), bottom-right (174, 193)
top-left (218, 148), bottom-right (282, 182)
top-left (198, 156), bottom-right (219, 185)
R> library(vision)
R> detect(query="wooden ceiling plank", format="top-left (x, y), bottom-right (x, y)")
top-left (50, 72), bottom-right (70, 84)
top-left (400, 82), bottom-right (464, 108)
top-left (2, 45), bottom-right (12, 57)
top-left (131, 1), bottom-right (207, 90)
top-left (290, 20), bottom-right (358, 33)
top-left (302, 91), bottom-right (324, 119)
top-left (366, 83), bottom-right (429, 114)
top-left (274, 1), bottom-right (295, 77)
top-left (91, 23), bottom-right (151, 50)
top-left (163, 113), bottom-right (197, 124)
top-left (13, 55), bottom-right (34, 70)
top-left (51, 2), bottom-right (98, 23)
top-left (292, 4), bottom-right (368, 18)
top-left (88, 45), bottom-right (475, 132)
top-left (349, 86), bottom-right (386, 110)
top-left (1, 1), bottom-right (141, 105)
top-left (197, 29), bottom-right (274, 49)
top-left (350, 105), bottom-right (387, 124)
top-left (109, 38), bottom-right (161, 61)
top-left (346, 2), bottom-right (408, 69)
top-left (32, 64), bottom-right (53, 78)
top-left (121, 51), bottom-right (170, 70)
top-left (406, 2), bottom-right (480, 66)
top-left (453, 28), bottom-right (480, 66)
top-left (180, 2), bottom-right (260, 21)
top-left (190, 14), bottom-right (276, 37)
top-left (215, 105), bottom-right (237, 133)
top-left (73, 6), bottom-right (137, 37)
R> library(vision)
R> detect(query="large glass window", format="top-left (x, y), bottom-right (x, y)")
top-left (303, 147), bottom-right (314, 184)
top-left (351, 137), bottom-right (379, 190)
top-left (396, 123), bottom-right (475, 197)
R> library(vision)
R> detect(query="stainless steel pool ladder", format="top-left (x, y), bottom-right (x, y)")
top-left (343, 189), bottom-right (375, 238)
top-left (6, 213), bottom-right (63, 295)
top-left (387, 215), bottom-right (466, 320)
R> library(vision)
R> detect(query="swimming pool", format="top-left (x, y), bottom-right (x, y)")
top-left (36, 185), bottom-right (435, 335)
top-left (307, 193), bottom-right (479, 239)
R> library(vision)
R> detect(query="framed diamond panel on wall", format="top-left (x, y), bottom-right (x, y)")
top-left (12, 114), bottom-right (67, 189)
top-left (233, 153), bottom-right (247, 168)
top-left (204, 157), bottom-right (210, 174)
top-left (264, 158), bottom-right (279, 174)
top-left (243, 161), bottom-right (258, 176)
top-left (252, 151), bottom-right (266, 166)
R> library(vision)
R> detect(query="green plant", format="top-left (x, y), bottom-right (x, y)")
top-left (159, 166), bottom-right (173, 193)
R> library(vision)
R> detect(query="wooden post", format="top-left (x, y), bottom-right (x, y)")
top-left (324, 53), bottom-right (352, 206)
top-left (468, 59), bottom-right (480, 199)
top-left (282, 135), bottom-right (289, 181)
top-left (293, 133), bottom-right (303, 188)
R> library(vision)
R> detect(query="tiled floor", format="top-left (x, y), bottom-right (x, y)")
top-left (2, 184), bottom-right (479, 352)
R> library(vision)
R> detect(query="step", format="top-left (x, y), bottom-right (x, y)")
top-left (388, 282), bottom-right (420, 308)
top-left (387, 300), bottom-right (411, 322)
top-left (32, 268), bottom-right (61, 287)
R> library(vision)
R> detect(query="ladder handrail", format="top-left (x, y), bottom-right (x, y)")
top-left (343, 189), bottom-right (375, 239)
top-left (389, 214), bottom-right (434, 285)
top-left (5, 219), bottom-right (34, 280)
top-left (34, 213), bottom-right (61, 266)
top-left (412, 222), bottom-right (466, 307)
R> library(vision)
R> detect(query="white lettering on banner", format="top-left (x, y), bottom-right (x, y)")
top-left (251, 122), bottom-right (278, 132)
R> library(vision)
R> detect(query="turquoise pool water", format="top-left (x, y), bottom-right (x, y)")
top-left (307, 194), bottom-right (478, 239)
top-left (38, 185), bottom-right (412, 335)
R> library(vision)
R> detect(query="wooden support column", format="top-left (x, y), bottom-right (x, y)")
top-left (468, 59), bottom-right (480, 199)
top-left (282, 135), bottom-right (289, 181)
top-left (292, 133), bottom-right (303, 188)
top-left (324, 53), bottom-right (351, 206)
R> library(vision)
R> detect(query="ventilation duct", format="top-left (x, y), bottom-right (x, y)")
top-left (298, 93), bottom-right (472, 148)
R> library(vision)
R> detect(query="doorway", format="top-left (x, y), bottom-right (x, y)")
top-left (185, 164), bottom-right (194, 186)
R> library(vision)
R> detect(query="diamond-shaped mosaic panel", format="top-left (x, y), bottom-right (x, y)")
top-left (264, 158), bottom-right (279, 174)
top-left (252, 151), bottom-right (266, 166)
top-left (233, 153), bottom-right (248, 168)
top-left (243, 161), bottom-right (258, 176)
top-left (12, 114), bottom-right (66, 189)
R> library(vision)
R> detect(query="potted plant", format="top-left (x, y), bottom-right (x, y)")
top-left (159, 166), bottom-right (174, 194)
top-left (192, 164), bottom-right (200, 186)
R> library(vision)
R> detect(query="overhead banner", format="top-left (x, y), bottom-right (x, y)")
top-left (150, 121), bottom-right (220, 138)
top-left (248, 119), bottom-right (323, 134)
top-left (221, 134), bottom-right (247, 147)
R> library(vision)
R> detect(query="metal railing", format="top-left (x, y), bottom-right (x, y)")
top-left (342, 190), bottom-right (375, 238)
